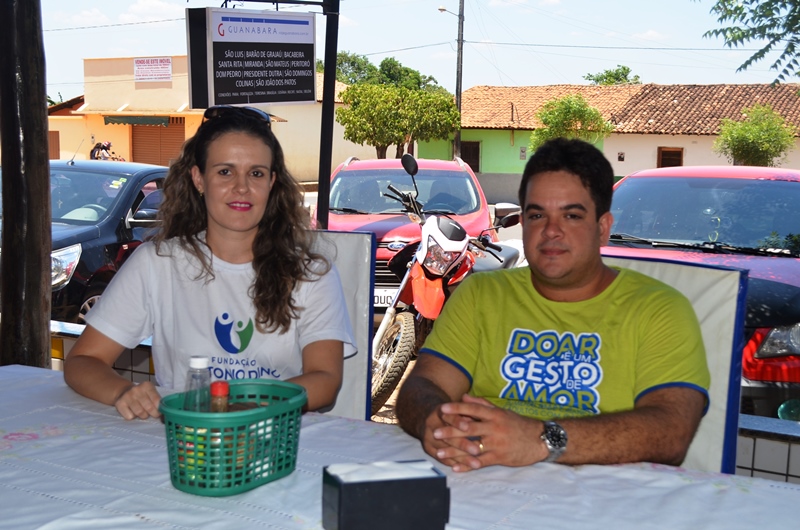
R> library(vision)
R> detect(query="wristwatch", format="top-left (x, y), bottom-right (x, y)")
top-left (540, 421), bottom-right (568, 463)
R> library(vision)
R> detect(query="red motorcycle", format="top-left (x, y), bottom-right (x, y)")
top-left (370, 154), bottom-right (521, 414)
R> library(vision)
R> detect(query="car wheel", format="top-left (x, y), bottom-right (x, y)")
top-left (77, 283), bottom-right (107, 325)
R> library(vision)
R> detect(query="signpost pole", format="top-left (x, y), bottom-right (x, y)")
top-left (315, 0), bottom-right (339, 230)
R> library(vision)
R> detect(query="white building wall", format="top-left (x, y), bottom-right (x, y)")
top-left (605, 133), bottom-right (800, 176)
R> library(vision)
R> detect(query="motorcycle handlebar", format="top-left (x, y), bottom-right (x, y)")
top-left (387, 184), bottom-right (403, 197)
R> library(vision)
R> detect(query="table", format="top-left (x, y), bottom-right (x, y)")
top-left (1, 364), bottom-right (798, 529)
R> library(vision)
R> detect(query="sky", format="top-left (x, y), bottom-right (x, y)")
top-left (40, 0), bottom-right (787, 102)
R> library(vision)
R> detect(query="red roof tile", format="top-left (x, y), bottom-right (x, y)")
top-left (462, 83), bottom-right (800, 135)
top-left (461, 84), bottom-right (644, 129)
top-left (612, 84), bottom-right (800, 135)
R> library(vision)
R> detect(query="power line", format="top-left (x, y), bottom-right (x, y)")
top-left (44, 18), bottom-right (183, 32)
top-left (471, 41), bottom-right (760, 52)
top-left (368, 40), bottom-right (760, 56)
top-left (363, 42), bottom-right (451, 56)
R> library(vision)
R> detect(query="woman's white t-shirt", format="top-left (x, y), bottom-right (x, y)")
top-left (85, 238), bottom-right (356, 390)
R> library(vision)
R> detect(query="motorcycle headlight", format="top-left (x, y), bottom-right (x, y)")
top-left (51, 244), bottom-right (82, 290)
top-left (422, 236), bottom-right (460, 276)
top-left (756, 323), bottom-right (800, 358)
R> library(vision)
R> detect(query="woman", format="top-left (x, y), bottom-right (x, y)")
top-left (64, 106), bottom-right (355, 419)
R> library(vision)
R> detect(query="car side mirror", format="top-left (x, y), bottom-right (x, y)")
top-left (128, 208), bottom-right (159, 228)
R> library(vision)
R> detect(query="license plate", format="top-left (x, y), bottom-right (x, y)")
top-left (373, 288), bottom-right (396, 308)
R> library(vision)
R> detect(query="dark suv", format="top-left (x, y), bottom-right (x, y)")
top-left (0, 160), bottom-right (167, 323)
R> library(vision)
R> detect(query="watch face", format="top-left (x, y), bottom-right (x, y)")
top-left (545, 422), bottom-right (567, 449)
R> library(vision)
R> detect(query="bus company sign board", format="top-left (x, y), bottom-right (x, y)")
top-left (187, 8), bottom-right (316, 107)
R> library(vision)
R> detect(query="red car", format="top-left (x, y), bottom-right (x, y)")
top-left (604, 165), bottom-right (800, 419)
top-left (313, 156), bottom-right (499, 310)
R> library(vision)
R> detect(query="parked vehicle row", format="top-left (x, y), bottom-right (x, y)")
top-left (11, 153), bottom-right (797, 421)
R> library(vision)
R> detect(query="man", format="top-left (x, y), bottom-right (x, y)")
top-left (396, 138), bottom-right (709, 472)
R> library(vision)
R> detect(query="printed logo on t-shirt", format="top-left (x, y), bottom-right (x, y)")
top-left (499, 328), bottom-right (602, 415)
top-left (214, 312), bottom-right (255, 354)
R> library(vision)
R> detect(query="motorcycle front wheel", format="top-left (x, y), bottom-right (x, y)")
top-left (371, 311), bottom-right (415, 415)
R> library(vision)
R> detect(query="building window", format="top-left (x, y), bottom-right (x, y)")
top-left (657, 147), bottom-right (683, 168)
top-left (461, 141), bottom-right (480, 173)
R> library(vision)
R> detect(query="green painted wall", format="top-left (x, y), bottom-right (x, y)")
top-left (419, 129), bottom-right (534, 174)
top-left (419, 130), bottom-right (606, 175)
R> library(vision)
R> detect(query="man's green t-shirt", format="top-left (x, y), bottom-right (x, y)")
top-left (421, 266), bottom-right (710, 420)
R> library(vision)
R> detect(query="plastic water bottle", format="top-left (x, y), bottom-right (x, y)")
top-left (183, 356), bottom-right (211, 412)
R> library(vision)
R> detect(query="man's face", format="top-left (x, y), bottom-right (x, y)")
top-left (521, 170), bottom-right (613, 299)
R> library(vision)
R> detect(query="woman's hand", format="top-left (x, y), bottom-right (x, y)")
top-left (114, 382), bottom-right (162, 420)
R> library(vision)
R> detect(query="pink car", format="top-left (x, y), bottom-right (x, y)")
top-left (604, 165), bottom-right (800, 419)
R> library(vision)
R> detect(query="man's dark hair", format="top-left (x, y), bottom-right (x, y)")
top-left (518, 138), bottom-right (614, 219)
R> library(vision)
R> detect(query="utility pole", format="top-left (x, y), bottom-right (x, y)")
top-left (440, 1), bottom-right (465, 159)
top-left (454, 0), bottom-right (464, 159)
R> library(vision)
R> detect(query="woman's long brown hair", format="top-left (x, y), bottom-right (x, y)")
top-left (155, 112), bottom-right (328, 333)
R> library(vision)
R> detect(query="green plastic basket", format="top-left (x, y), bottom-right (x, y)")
top-left (159, 379), bottom-right (307, 497)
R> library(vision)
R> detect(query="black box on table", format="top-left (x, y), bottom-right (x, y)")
top-left (321, 460), bottom-right (450, 530)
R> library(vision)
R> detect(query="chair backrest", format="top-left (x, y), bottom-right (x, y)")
top-left (603, 255), bottom-right (747, 473)
top-left (313, 230), bottom-right (376, 420)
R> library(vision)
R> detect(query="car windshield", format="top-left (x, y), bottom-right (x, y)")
top-left (0, 168), bottom-right (133, 222)
top-left (330, 168), bottom-right (481, 215)
top-left (611, 176), bottom-right (800, 252)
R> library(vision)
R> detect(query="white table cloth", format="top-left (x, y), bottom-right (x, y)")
top-left (1, 364), bottom-right (798, 529)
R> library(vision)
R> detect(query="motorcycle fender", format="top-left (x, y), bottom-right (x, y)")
top-left (410, 263), bottom-right (446, 319)
top-left (398, 276), bottom-right (414, 306)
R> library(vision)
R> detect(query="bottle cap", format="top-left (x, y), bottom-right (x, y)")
top-left (211, 380), bottom-right (229, 396)
top-left (189, 356), bottom-right (209, 369)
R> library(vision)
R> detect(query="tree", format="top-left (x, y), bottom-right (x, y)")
top-left (399, 90), bottom-right (460, 157)
top-left (713, 103), bottom-right (796, 166)
top-left (583, 65), bottom-right (641, 85)
top-left (528, 94), bottom-right (615, 151)
top-left (316, 51), bottom-right (380, 85)
top-left (377, 57), bottom-right (442, 92)
top-left (701, 0), bottom-right (800, 82)
top-left (316, 52), bottom-right (445, 91)
top-left (336, 84), bottom-right (408, 159)
top-left (335, 84), bottom-right (459, 158)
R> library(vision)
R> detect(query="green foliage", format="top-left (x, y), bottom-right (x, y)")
top-left (335, 84), bottom-right (459, 158)
top-left (47, 92), bottom-right (63, 106)
top-left (758, 231), bottom-right (800, 253)
top-left (404, 90), bottom-right (460, 145)
top-left (528, 94), bottom-right (615, 151)
top-left (376, 58), bottom-right (441, 91)
top-left (316, 51), bottom-right (380, 85)
top-left (317, 51), bottom-right (444, 91)
top-left (583, 65), bottom-right (641, 85)
top-left (701, 0), bottom-right (800, 82)
top-left (713, 103), bottom-right (796, 166)
top-left (336, 84), bottom-right (406, 158)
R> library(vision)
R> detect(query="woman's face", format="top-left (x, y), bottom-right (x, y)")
top-left (191, 131), bottom-right (276, 247)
